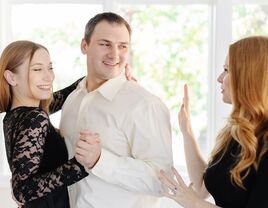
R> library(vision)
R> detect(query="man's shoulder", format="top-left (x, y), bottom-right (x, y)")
top-left (121, 81), bottom-right (166, 106)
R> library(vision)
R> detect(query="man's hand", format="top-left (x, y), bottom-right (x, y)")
top-left (75, 130), bottom-right (101, 169)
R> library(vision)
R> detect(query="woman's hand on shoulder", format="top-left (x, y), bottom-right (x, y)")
top-left (125, 64), bottom-right (137, 82)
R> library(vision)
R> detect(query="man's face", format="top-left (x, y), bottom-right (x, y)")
top-left (81, 21), bottom-right (130, 82)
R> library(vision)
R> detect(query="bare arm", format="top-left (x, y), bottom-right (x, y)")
top-left (179, 84), bottom-right (208, 197)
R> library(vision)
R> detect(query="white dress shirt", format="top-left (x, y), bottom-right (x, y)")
top-left (60, 74), bottom-right (173, 208)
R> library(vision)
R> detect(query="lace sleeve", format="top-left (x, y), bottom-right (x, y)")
top-left (49, 77), bottom-right (84, 114)
top-left (11, 111), bottom-right (88, 203)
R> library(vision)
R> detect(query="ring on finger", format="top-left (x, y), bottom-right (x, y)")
top-left (171, 187), bottom-right (177, 195)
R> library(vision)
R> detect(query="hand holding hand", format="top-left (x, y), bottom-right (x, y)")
top-left (75, 130), bottom-right (101, 169)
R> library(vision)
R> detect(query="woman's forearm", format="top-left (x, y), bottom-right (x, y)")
top-left (182, 130), bottom-right (208, 197)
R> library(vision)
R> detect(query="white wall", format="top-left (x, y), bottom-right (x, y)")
top-left (0, 187), bottom-right (17, 208)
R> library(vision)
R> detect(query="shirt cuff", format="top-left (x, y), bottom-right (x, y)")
top-left (91, 149), bottom-right (117, 177)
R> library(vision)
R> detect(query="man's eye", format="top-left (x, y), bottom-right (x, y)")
top-left (100, 43), bottom-right (109, 47)
top-left (120, 45), bottom-right (127, 49)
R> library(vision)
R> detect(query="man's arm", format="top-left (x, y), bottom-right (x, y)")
top-left (91, 98), bottom-right (173, 195)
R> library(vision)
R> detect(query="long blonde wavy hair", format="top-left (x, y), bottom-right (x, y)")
top-left (210, 36), bottom-right (268, 189)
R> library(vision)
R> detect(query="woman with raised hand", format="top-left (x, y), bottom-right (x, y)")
top-left (160, 36), bottom-right (268, 208)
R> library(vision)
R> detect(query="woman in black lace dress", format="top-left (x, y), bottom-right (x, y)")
top-left (0, 40), bottom-right (101, 208)
top-left (159, 36), bottom-right (268, 208)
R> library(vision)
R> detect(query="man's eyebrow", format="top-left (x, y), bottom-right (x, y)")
top-left (98, 39), bottom-right (129, 44)
top-left (98, 39), bottom-right (115, 44)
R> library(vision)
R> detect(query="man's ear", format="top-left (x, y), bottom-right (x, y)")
top-left (81, 38), bottom-right (88, 54)
top-left (3, 70), bottom-right (17, 86)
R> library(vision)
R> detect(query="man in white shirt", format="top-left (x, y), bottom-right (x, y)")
top-left (60, 12), bottom-right (173, 208)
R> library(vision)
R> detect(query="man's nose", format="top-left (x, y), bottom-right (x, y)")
top-left (108, 46), bottom-right (119, 59)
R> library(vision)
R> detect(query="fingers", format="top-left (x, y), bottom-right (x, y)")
top-left (159, 168), bottom-right (188, 193)
top-left (125, 64), bottom-right (131, 80)
top-left (159, 170), bottom-right (178, 191)
top-left (160, 168), bottom-right (200, 208)
top-left (80, 129), bottom-right (98, 137)
top-left (75, 140), bottom-right (101, 169)
top-left (76, 138), bottom-right (99, 154)
top-left (79, 130), bottom-right (100, 144)
top-left (124, 64), bottom-right (138, 82)
top-left (161, 191), bottom-right (178, 201)
top-left (183, 84), bottom-right (189, 111)
top-left (159, 170), bottom-right (179, 196)
top-left (172, 166), bottom-right (187, 189)
top-left (75, 129), bottom-right (102, 168)
top-left (189, 182), bottom-right (194, 190)
top-left (75, 135), bottom-right (100, 155)
top-left (179, 84), bottom-right (188, 113)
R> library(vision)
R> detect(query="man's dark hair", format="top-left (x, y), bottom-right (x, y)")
top-left (84, 12), bottom-right (132, 44)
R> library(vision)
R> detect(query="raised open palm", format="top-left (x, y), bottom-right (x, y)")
top-left (178, 84), bottom-right (192, 135)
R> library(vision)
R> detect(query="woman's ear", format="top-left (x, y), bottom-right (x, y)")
top-left (3, 70), bottom-right (17, 86)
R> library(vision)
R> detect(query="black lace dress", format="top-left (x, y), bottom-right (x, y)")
top-left (3, 79), bottom-right (88, 208)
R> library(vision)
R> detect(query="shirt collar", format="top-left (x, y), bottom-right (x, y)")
top-left (77, 74), bottom-right (127, 101)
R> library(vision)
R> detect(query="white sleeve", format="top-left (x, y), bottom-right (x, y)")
top-left (91, 98), bottom-right (173, 195)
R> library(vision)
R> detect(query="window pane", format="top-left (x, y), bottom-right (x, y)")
top-left (233, 4), bottom-right (268, 40)
top-left (118, 4), bottom-right (209, 167)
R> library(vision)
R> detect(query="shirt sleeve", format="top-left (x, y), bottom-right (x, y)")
top-left (49, 77), bottom-right (84, 114)
top-left (91, 98), bottom-right (173, 195)
top-left (11, 111), bottom-right (88, 203)
top-left (245, 151), bottom-right (268, 208)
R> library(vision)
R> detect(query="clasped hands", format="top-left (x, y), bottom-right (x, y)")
top-left (75, 130), bottom-right (101, 169)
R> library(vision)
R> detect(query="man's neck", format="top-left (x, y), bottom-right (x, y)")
top-left (86, 76), bottom-right (107, 92)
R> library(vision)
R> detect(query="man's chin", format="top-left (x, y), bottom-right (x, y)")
top-left (106, 71), bottom-right (123, 79)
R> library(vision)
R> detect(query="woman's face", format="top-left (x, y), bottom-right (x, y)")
top-left (29, 48), bottom-right (55, 102)
top-left (12, 48), bottom-right (54, 107)
top-left (217, 55), bottom-right (231, 104)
